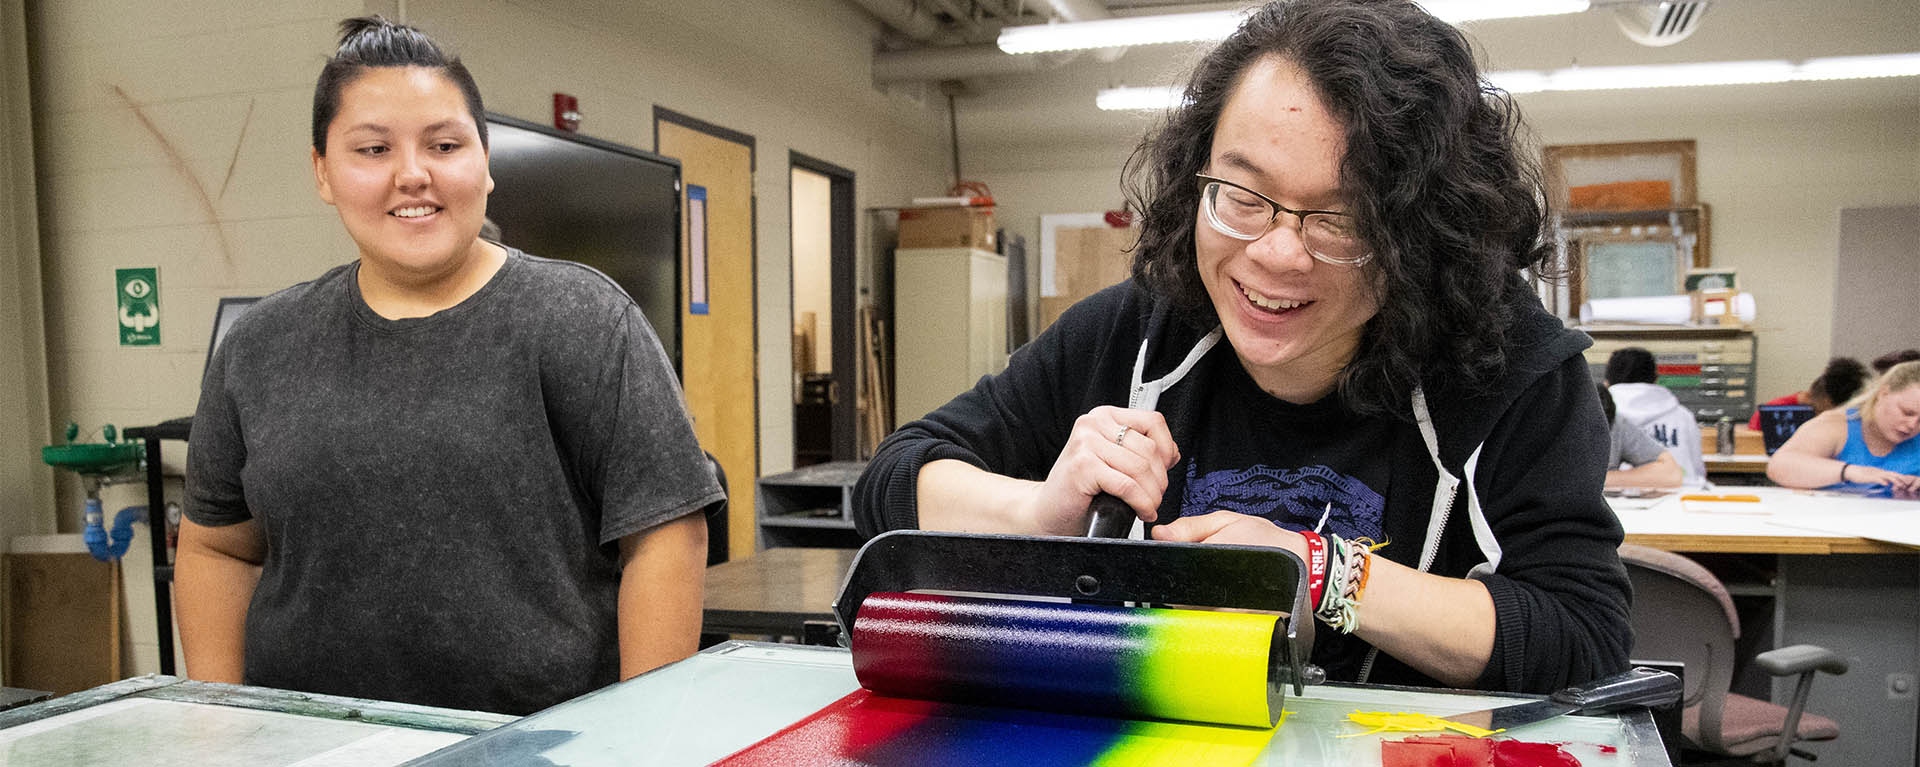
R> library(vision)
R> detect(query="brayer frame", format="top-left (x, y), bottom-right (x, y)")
top-left (832, 530), bottom-right (1317, 704)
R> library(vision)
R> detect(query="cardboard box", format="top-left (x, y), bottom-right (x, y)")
top-left (1036, 296), bottom-right (1078, 335)
top-left (898, 206), bottom-right (996, 250)
top-left (1054, 225), bottom-right (1137, 298)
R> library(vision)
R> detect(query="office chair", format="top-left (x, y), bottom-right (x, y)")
top-left (698, 452), bottom-right (731, 650)
top-left (703, 451), bottom-right (729, 566)
top-left (1619, 544), bottom-right (1848, 765)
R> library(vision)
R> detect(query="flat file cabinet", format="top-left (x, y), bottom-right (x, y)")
top-left (1583, 327), bottom-right (1757, 424)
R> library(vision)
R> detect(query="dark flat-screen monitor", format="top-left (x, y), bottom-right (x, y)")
top-left (1758, 404), bottom-right (1817, 455)
top-left (484, 115), bottom-right (683, 367)
top-left (205, 296), bottom-right (260, 373)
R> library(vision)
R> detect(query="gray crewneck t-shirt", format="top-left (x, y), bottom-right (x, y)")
top-left (1608, 415), bottom-right (1668, 470)
top-left (186, 248), bottom-right (723, 715)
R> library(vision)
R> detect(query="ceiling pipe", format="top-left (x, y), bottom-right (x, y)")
top-left (1046, 0), bottom-right (1111, 22)
top-left (846, 0), bottom-right (950, 42)
top-left (857, 0), bottom-right (1131, 82)
top-left (1044, 0), bottom-right (1130, 62)
top-left (874, 43), bottom-right (1065, 82)
top-left (928, 0), bottom-right (987, 35)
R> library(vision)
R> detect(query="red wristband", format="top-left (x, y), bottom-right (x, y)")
top-left (1298, 530), bottom-right (1327, 609)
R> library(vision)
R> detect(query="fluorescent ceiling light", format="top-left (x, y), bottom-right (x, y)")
top-left (1000, 1), bottom-right (1588, 55)
top-left (1096, 86), bottom-right (1186, 112)
top-left (1488, 53), bottom-right (1920, 94)
top-left (1102, 52), bottom-right (1920, 110)
top-left (1417, 0), bottom-right (1590, 23)
top-left (998, 10), bottom-right (1245, 54)
top-left (1796, 53), bottom-right (1920, 81)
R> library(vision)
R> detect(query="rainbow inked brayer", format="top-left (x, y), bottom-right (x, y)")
top-left (714, 531), bottom-right (1316, 766)
top-left (834, 531), bottom-right (1315, 726)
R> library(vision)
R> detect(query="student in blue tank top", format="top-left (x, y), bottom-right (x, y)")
top-left (1768, 360), bottom-right (1920, 498)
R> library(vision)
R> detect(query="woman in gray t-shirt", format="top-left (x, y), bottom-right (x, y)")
top-left (174, 17), bottom-right (721, 715)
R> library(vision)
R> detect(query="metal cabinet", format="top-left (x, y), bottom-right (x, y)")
top-left (1584, 327), bottom-right (1758, 423)
top-left (892, 247), bottom-right (1008, 426)
top-left (755, 460), bottom-right (866, 549)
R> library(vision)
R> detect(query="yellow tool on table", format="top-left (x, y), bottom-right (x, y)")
top-left (1680, 493), bottom-right (1765, 514)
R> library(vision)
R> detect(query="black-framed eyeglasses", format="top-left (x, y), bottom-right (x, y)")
top-left (1195, 173), bottom-right (1373, 266)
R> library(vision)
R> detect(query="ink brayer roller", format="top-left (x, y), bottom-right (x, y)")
top-left (832, 530), bottom-right (1316, 728)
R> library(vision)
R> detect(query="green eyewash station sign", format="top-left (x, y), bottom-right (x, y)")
top-left (117, 267), bottom-right (160, 347)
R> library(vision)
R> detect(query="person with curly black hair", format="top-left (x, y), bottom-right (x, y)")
top-left (1749, 356), bottom-right (1869, 430)
top-left (1873, 349), bottom-right (1920, 376)
top-left (854, 0), bottom-right (1629, 694)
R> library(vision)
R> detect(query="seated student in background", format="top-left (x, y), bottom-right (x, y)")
top-left (1875, 349), bottom-right (1920, 375)
top-left (176, 18), bottom-right (721, 715)
top-left (1767, 360), bottom-right (1920, 498)
top-left (855, 0), bottom-right (1630, 696)
top-left (1748, 357), bottom-right (1868, 430)
top-left (1598, 384), bottom-right (1683, 489)
top-left (1605, 348), bottom-right (1706, 484)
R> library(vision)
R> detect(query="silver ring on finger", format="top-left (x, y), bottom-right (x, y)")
top-left (1114, 425), bottom-right (1131, 445)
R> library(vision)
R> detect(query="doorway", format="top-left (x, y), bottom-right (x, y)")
top-left (655, 108), bottom-right (758, 562)
top-left (789, 152), bottom-right (856, 467)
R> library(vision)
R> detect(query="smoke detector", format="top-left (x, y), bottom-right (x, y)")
top-left (1613, 1), bottom-right (1709, 47)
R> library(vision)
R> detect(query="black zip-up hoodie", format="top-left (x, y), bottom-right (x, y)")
top-left (854, 280), bottom-right (1631, 694)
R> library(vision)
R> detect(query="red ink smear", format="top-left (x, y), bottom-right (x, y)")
top-left (1491, 739), bottom-right (1582, 767)
top-left (1596, 745), bottom-right (1617, 754)
top-left (713, 690), bottom-right (932, 766)
top-left (1383, 740), bottom-right (1460, 767)
top-left (1384, 735), bottom-right (1582, 767)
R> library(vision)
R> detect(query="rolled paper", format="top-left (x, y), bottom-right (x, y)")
top-left (1579, 293), bottom-right (1756, 325)
top-left (851, 592), bottom-right (1280, 728)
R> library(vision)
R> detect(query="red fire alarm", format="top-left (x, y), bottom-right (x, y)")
top-left (553, 93), bottom-right (582, 132)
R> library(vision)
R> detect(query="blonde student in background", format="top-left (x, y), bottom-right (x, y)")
top-left (1768, 360), bottom-right (1920, 499)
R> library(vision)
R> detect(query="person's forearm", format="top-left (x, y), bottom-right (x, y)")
top-left (1605, 455), bottom-right (1683, 488)
top-left (1766, 451), bottom-right (1848, 489)
top-left (617, 512), bottom-right (707, 679)
top-left (917, 459), bottom-right (1061, 534)
top-left (174, 545), bottom-right (260, 683)
top-left (1352, 556), bottom-right (1495, 688)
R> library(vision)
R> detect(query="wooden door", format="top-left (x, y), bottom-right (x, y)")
top-left (656, 113), bottom-right (757, 561)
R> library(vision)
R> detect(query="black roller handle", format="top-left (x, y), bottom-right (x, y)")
top-left (1086, 492), bottom-right (1136, 538)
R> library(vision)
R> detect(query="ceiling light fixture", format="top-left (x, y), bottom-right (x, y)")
top-left (1418, 0), bottom-right (1592, 23)
top-left (1096, 86), bottom-right (1184, 112)
top-left (1795, 53), bottom-right (1920, 81)
top-left (997, 10), bottom-right (1246, 54)
top-left (1095, 86), bottom-right (1189, 112)
top-left (1098, 53), bottom-right (1920, 110)
top-left (999, 1), bottom-right (1590, 55)
top-left (1489, 52), bottom-right (1920, 93)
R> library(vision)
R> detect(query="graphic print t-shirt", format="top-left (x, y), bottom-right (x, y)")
top-left (1173, 356), bottom-right (1398, 676)
top-left (1177, 357), bottom-right (1392, 548)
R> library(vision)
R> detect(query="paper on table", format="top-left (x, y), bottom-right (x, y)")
top-left (1768, 511), bottom-right (1920, 548)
